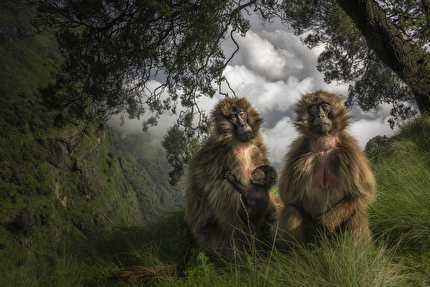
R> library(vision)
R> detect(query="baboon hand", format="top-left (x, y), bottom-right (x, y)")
top-left (317, 211), bottom-right (339, 232)
top-left (224, 169), bottom-right (236, 182)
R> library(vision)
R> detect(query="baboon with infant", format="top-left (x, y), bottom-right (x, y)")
top-left (185, 97), bottom-right (277, 259)
top-left (275, 90), bottom-right (376, 249)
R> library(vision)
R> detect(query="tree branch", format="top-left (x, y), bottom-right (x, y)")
top-left (336, 0), bottom-right (430, 113)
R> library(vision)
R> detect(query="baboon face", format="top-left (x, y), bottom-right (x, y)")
top-left (294, 90), bottom-right (351, 138)
top-left (308, 101), bottom-right (333, 135)
top-left (228, 109), bottom-right (252, 142)
top-left (251, 168), bottom-right (265, 183)
top-left (251, 165), bottom-right (277, 187)
top-left (212, 97), bottom-right (263, 142)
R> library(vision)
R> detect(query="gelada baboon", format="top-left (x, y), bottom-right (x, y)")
top-left (225, 165), bottom-right (278, 250)
top-left (185, 97), bottom-right (276, 260)
top-left (275, 90), bottom-right (376, 250)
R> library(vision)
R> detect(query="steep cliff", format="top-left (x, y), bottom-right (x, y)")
top-left (0, 3), bottom-right (139, 270)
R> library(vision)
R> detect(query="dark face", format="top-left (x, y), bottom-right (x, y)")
top-left (229, 110), bottom-right (252, 142)
top-left (252, 168), bottom-right (265, 183)
top-left (307, 102), bottom-right (332, 134)
top-left (251, 165), bottom-right (277, 187)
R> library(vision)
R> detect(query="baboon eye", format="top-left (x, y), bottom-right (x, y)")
top-left (239, 112), bottom-right (245, 117)
top-left (310, 105), bottom-right (318, 112)
top-left (230, 115), bottom-right (236, 120)
top-left (321, 104), bottom-right (329, 111)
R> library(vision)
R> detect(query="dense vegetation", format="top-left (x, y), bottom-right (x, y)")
top-left (0, 3), bottom-right (138, 271)
top-left (0, 3), bottom-right (181, 274)
top-left (366, 116), bottom-right (430, 266)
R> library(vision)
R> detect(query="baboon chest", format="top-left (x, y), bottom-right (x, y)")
top-left (234, 145), bottom-right (261, 181)
top-left (311, 146), bottom-right (340, 190)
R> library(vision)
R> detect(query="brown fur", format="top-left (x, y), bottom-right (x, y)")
top-left (185, 97), bottom-right (276, 260)
top-left (275, 90), bottom-right (376, 250)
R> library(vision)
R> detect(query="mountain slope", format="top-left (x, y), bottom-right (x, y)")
top-left (108, 128), bottom-right (183, 221)
top-left (0, 2), bottom-right (139, 270)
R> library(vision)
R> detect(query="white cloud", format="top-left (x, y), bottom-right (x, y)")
top-left (350, 118), bottom-right (397, 149)
top-left (224, 30), bottom-right (312, 82)
top-left (111, 21), bottom-right (397, 167)
top-left (222, 65), bottom-right (313, 113)
top-left (261, 116), bottom-right (298, 166)
top-left (234, 30), bottom-right (305, 81)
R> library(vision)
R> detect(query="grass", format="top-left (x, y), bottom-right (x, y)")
top-left (368, 116), bottom-right (430, 252)
top-left (0, 215), bottom-right (425, 287)
top-left (370, 142), bottom-right (430, 250)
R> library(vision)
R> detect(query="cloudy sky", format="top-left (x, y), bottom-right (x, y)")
top-left (109, 14), bottom-right (397, 167)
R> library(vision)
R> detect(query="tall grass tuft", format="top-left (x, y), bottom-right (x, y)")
top-left (369, 116), bottom-right (430, 252)
top-left (369, 141), bottom-right (430, 250)
top-left (263, 234), bottom-right (422, 287)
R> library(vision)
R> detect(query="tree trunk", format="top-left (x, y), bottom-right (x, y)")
top-left (336, 0), bottom-right (430, 114)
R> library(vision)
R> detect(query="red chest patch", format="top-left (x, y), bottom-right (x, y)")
top-left (311, 143), bottom-right (340, 189)
top-left (311, 162), bottom-right (340, 189)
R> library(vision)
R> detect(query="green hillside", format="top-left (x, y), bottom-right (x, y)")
top-left (0, 2), bottom-right (141, 271)
top-left (107, 128), bottom-right (183, 221)
top-left (0, 1), bottom-right (185, 274)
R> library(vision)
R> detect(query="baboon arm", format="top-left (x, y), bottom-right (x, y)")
top-left (336, 139), bottom-right (376, 202)
top-left (225, 170), bottom-right (249, 196)
top-left (317, 197), bottom-right (364, 231)
top-left (229, 180), bottom-right (248, 196)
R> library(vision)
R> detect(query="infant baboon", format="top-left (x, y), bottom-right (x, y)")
top-left (225, 165), bottom-right (278, 248)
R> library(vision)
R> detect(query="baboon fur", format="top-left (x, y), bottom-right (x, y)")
top-left (185, 97), bottom-right (276, 260)
top-left (275, 90), bottom-right (376, 250)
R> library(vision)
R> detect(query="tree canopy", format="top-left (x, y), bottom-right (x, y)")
top-left (282, 0), bottom-right (430, 127)
top-left (22, 0), bottom-right (430, 184)
top-left (29, 0), bottom-right (251, 129)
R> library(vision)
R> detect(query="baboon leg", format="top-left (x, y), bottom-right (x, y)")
top-left (275, 204), bottom-right (307, 250)
top-left (343, 209), bottom-right (372, 243)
